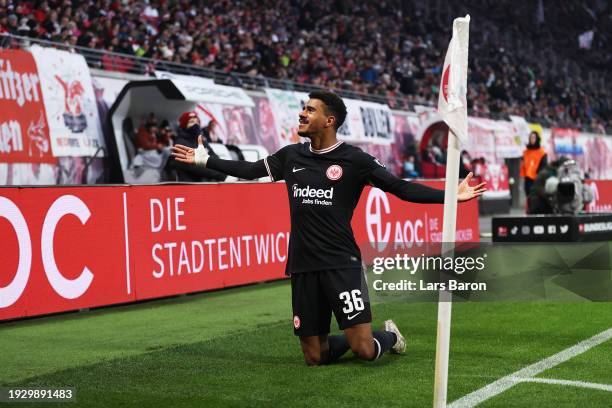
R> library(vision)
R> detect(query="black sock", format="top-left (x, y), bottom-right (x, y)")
top-left (326, 335), bottom-right (350, 363)
top-left (371, 331), bottom-right (397, 360)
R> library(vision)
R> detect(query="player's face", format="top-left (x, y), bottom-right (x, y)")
top-left (298, 99), bottom-right (334, 138)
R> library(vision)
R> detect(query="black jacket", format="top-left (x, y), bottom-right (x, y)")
top-left (168, 128), bottom-right (227, 182)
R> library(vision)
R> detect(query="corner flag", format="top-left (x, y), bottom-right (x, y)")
top-left (437, 15), bottom-right (470, 144)
top-left (433, 14), bottom-right (470, 408)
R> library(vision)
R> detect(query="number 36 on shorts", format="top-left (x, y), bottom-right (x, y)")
top-left (339, 289), bottom-right (364, 314)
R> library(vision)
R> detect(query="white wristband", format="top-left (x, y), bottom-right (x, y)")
top-left (194, 145), bottom-right (210, 167)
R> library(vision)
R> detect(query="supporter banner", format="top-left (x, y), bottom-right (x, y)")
top-left (0, 181), bottom-right (479, 321)
top-left (548, 128), bottom-right (582, 159)
top-left (586, 180), bottom-right (612, 213)
top-left (337, 98), bottom-right (364, 143)
top-left (92, 76), bottom-right (128, 107)
top-left (510, 115), bottom-right (532, 146)
top-left (466, 120), bottom-right (496, 163)
top-left (87, 72), bottom-right (611, 181)
top-left (357, 143), bottom-right (396, 172)
top-left (264, 88), bottom-right (308, 147)
top-left (155, 71), bottom-right (254, 107)
top-left (251, 94), bottom-right (281, 153)
top-left (578, 133), bottom-right (612, 179)
top-left (494, 126), bottom-right (522, 158)
top-left (469, 117), bottom-right (522, 159)
top-left (29, 45), bottom-right (104, 157)
top-left (389, 112), bottom-right (420, 176)
top-left (338, 99), bottom-right (394, 145)
top-left (194, 103), bottom-right (259, 146)
top-left (0, 49), bottom-right (54, 164)
top-left (543, 129), bottom-right (612, 179)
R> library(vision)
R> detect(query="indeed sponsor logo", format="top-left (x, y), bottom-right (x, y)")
top-left (292, 184), bottom-right (334, 206)
top-left (292, 184), bottom-right (334, 199)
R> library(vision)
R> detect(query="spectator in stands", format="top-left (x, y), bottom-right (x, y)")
top-left (168, 111), bottom-right (226, 182)
top-left (2, 0), bottom-right (609, 133)
top-left (402, 155), bottom-right (419, 178)
top-left (202, 120), bottom-right (222, 144)
top-left (424, 134), bottom-right (446, 166)
top-left (158, 120), bottom-right (175, 147)
top-left (459, 150), bottom-right (472, 179)
top-left (136, 123), bottom-right (161, 151)
top-left (520, 131), bottom-right (547, 199)
top-left (132, 122), bottom-right (169, 171)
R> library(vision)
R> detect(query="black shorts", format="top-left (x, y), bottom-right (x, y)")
top-left (291, 268), bottom-right (372, 336)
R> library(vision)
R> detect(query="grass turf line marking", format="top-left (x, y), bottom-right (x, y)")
top-left (510, 377), bottom-right (612, 393)
top-left (448, 327), bottom-right (612, 408)
top-left (122, 192), bottom-right (131, 295)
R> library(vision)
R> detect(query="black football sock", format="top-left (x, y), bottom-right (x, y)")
top-left (371, 331), bottom-right (397, 360)
top-left (325, 335), bottom-right (350, 363)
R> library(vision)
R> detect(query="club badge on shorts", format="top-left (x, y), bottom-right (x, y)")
top-left (326, 165), bottom-right (343, 180)
top-left (293, 315), bottom-right (301, 329)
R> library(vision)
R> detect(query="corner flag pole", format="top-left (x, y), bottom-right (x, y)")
top-left (433, 15), bottom-right (470, 408)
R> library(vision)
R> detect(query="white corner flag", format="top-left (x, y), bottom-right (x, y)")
top-left (438, 15), bottom-right (470, 145)
top-left (433, 14), bottom-right (470, 408)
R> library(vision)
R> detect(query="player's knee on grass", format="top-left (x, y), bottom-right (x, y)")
top-left (302, 350), bottom-right (324, 366)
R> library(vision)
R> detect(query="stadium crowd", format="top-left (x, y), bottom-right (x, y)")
top-left (0, 0), bottom-right (610, 132)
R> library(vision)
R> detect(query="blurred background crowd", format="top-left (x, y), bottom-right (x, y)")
top-left (1, 0), bottom-right (610, 133)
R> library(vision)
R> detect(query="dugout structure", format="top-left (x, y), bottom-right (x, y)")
top-left (106, 78), bottom-right (255, 183)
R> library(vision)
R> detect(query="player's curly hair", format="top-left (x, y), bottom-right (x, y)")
top-left (308, 90), bottom-right (347, 131)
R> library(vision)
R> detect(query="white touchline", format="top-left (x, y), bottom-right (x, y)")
top-left (122, 192), bottom-right (131, 295)
top-left (448, 328), bottom-right (612, 408)
top-left (510, 377), bottom-right (612, 393)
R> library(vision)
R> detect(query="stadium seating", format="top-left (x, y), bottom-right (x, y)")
top-left (0, 0), bottom-right (609, 133)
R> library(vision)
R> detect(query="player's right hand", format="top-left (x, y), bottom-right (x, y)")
top-left (171, 135), bottom-right (210, 167)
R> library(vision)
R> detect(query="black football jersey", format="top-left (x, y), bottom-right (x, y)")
top-left (264, 141), bottom-right (375, 273)
top-left (263, 141), bottom-right (444, 274)
top-left (207, 140), bottom-right (444, 275)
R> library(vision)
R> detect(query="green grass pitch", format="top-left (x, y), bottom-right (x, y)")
top-left (1, 281), bottom-right (611, 407)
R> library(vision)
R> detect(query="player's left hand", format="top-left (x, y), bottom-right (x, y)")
top-left (171, 135), bottom-right (210, 166)
top-left (457, 172), bottom-right (487, 202)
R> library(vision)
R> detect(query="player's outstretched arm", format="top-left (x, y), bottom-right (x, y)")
top-left (171, 136), bottom-right (269, 180)
top-left (368, 167), bottom-right (486, 203)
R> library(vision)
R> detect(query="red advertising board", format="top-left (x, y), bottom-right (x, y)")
top-left (352, 181), bottom-right (480, 262)
top-left (127, 183), bottom-right (290, 300)
top-left (0, 49), bottom-right (55, 164)
top-left (585, 180), bottom-right (612, 213)
top-left (0, 187), bottom-right (132, 320)
top-left (0, 181), bottom-right (479, 321)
